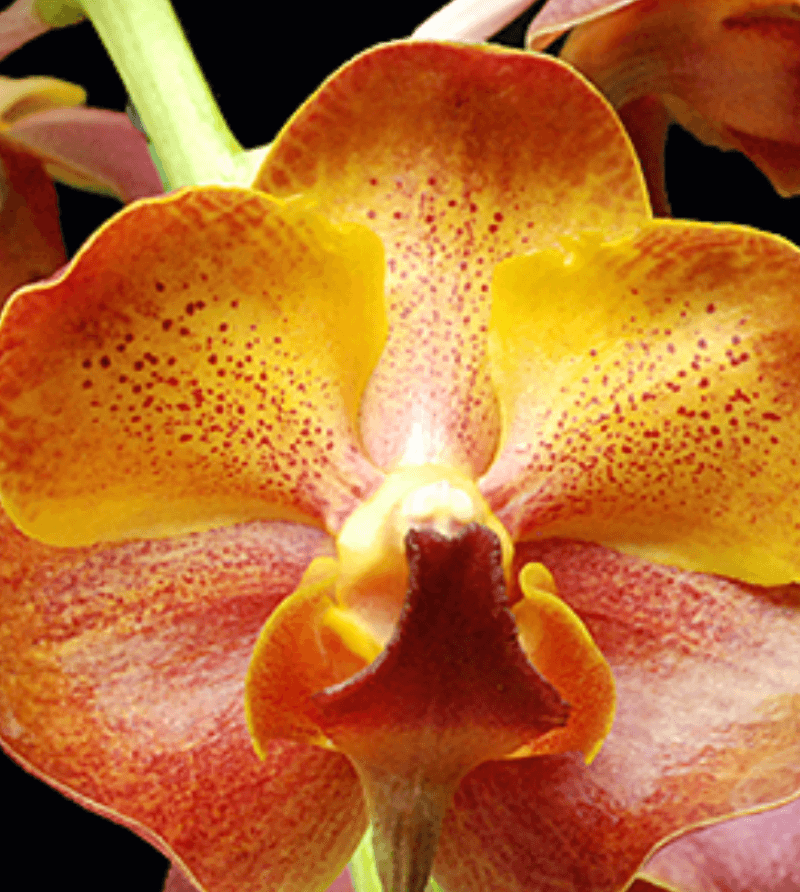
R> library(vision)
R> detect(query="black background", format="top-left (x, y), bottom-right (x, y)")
top-left (2, 2), bottom-right (799, 891)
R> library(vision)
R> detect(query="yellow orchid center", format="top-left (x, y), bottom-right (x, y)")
top-left (333, 464), bottom-right (515, 650)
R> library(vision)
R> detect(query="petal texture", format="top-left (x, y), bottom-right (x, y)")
top-left (0, 511), bottom-right (364, 892)
top-left (432, 539), bottom-right (800, 892)
top-left (0, 188), bottom-right (386, 545)
top-left (483, 221), bottom-right (800, 584)
top-left (256, 42), bottom-right (649, 474)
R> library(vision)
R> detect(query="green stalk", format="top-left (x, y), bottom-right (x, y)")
top-left (78, 0), bottom-right (256, 189)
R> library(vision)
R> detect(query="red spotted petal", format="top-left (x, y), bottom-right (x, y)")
top-left (256, 41), bottom-right (649, 475)
top-left (483, 221), bottom-right (800, 584)
top-left (0, 509), bottom-right (364, 892)
top-left (0, 188), bottom-right (386, 545)
top-left (431, 539), bottom-right (800, 892)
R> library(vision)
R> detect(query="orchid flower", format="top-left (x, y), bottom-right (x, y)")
top-left (414, 0), bottom-right (800, 214)
top-left (2, 2), bottom-right (800, 891)
top-left (0, 0), bottom-right (162, 304)
top-left (2, 25), bottom-right (800, 892)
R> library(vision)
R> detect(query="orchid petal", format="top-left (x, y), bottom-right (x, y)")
top-left (483, 221), bottom-right (800, 584)
top-left (717, 127), bottom-right (800, 198)
top-left (255, 42), bottom-right (649, 475)
top-left (0, 74), bottom-right (160, 201)
top-left (432, 539), bottom-right (800, 892)
top-left (0, 1), bottom-right (52, 60)
top-left (0, 188), bottom-right (387, 546)
top-left (532, 0), bottom-right (800, 197)
top-left (326, 867), bottom-right (357, 892)
top-left (0, 75), bottom-right (85, 124)
top-left (7, 107), bottom-right (163, 201)
top-left (411, 0), bottom-right (536, 41)
top-left (527, 0), bottom-right (642, 49)
top-left (639, 795), bottom-right (800, 892)
top-left (0, 509), bottom-right (364, 892)
top-left (0, 143), bottom-right (65, 305)
top-left (616, 96), bottom-right (672, 216)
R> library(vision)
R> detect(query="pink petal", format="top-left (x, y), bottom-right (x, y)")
top-left (527, 0), bottom-right (643, 49)
top-left (640, 796), bottom-right (800, 892)
top-left (0, 0), bottom-right (52, 61)
top-left (0, 142), bottom-right (65, 305)
top-left (412, 0), bottom-right (537, 41)
top-left (8, 107), bottom-right (163, 201)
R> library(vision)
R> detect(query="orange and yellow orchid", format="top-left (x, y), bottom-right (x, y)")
top-left (1, 41), bottom-right (800, 892)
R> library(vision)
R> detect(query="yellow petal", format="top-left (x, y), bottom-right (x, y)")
top-left (0, 74), bottom-right (84, 127)
top-left (483, 220), bottom-right (800, 584)
top-left (513, 561), bottom-right (615, 762)
top-left (0, 188), bottom-right (386, 546)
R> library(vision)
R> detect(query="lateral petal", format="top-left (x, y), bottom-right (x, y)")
top-left (432, 539), bottom-right (800, 892)
top-left (0, 0), bottom-right (53, 59)
top-left (256, 42), bottom-right (649, 474)
top-left (0, 188), bottom-right (386, 545)
top-left (483, 221), bottom-right (800, 584)
top-left (0, 512), bottom-right (364, 892)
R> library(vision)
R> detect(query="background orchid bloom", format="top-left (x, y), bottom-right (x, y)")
top-left (415, 0), bottom-right (800, 215)
top-left (2, 35), bottom-right (800, 892)
top-left (0, 1), bottom-right (162, 306)
top-left (525, 0), bottom-right (800, 212)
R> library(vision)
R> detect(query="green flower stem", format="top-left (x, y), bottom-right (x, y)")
top-left (349, 827), bottom-right (445, 892)
top-left (79, 0), bottom-right (251, 189)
